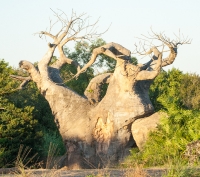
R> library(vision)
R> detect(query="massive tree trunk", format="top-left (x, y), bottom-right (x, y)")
top-left (12, 12), bottom-right (190, 169)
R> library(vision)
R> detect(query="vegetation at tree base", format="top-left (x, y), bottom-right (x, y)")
top-left (126, 68), bottom-right (200, 167)
top-left (0, 39), bottom-right (200, 169)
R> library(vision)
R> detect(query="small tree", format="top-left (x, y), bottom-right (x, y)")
top-left (11, 11), bottom-right (190, 168)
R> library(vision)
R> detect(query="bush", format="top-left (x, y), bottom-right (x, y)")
top-left (127, 69), bottom-right (200, 167)
top-left (0, 59), bottom-right (64, 167)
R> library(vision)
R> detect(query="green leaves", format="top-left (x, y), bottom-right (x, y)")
top-left (150, 68), bottom-right (200, 111)
top-left (145, 68), bottom-right (200, 165)
top-left (0, 60), bottom-right (41, 167)
top-left (0, 100), bottom-right (41, 167)
top-left (129, 69), bottom-right (200, 167)
top-left (0, 60), bottom-right (19, 95)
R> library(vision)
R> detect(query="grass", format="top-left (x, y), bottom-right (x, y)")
top-left (1, 143), bottom-right (65, 177)
top-left (13, 145), bottom-right (37, 177)
top-left (120, 149), bottom-right (200, 177)
top-left (1, 142), bottom-right (200, 177)
top-left (2, 158), bottom-right (200, 177)
top-left (163, 165), bottom-right (200, 177)
top-left (123, 164), bottom-right (148, 177)
top-left (86, 170), bottom-right (110, 177)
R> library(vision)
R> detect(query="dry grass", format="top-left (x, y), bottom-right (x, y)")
top-left (123, 164), bottom-right (148, 177)
top-left (7, 144), bottom-right (63, 177)
top-left (13, 145), bottom-right (37, 177)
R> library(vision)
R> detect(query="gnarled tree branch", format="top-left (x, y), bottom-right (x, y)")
top-left (36, 11), bottom-right (108, 82)
top-left (84, 73), bottom-right (113, 104)
top-left (136, 47), bottom-right (162, 80)
top-left (75, 42), bottom-right (131, 78)
top-left (18, 61), bottom-right (40, 83)
top-left (133, 30), bottom-right (191, 80)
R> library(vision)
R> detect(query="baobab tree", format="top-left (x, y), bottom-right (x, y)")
top-left (11, 11), bottom-right (190, 168)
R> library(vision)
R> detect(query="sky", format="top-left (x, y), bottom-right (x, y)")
top-left (1, 0), bottom-right (200, 75)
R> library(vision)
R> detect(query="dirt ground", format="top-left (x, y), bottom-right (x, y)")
top-left (0, 167), bottom-right (166, 177)
top-left (2, 167), bottom-right (200, 177)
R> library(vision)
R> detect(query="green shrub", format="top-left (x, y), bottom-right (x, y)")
top-left (127, 69), bottom-right (200, 167)
top-left (0, 100), bottom-right (42, 167)
top-left (0, 59), bottom-right (63, 167)
top-left (39, 129), bottom-right (65, 157)
top-left (150, 68), bottom-right (200, 110)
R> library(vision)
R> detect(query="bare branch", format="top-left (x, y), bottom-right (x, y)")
top-left (40, 31), bottom-right (55, 39)
top-left (75, 42), bottom-right (131, 78)
top-left (10, 75), bottom-right (31, 81)
top-left (37, 10), bottom-right (109, 48)
top-left (134, 29), bottom-right (191, 69)
top-left (10, 75), bottom-right (31, 89)
top-left (149, 28), bottom-right (191, 47)
top-left (50, 44), bottom-right (81, 73)
top-left (136, 48), bottom-right (162, 80)
top-left (33, 10), bottom-right (112, 85)
top-left (51, 53), bottom-right (81, 72)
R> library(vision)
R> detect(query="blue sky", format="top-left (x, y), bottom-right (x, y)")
top-left (1, 0), bottom-right (200, 74)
